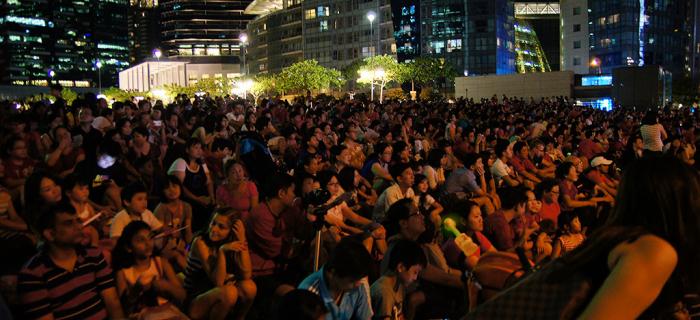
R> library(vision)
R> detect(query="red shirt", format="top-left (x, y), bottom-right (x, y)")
top-left (539, 199), bottom-right (561, 225)
top-left (578, 138), bottom-right (602, 160)
top-left (4, 157), bottom-right (37, 180)
top-left (511, 155), bottom-right (536, 173)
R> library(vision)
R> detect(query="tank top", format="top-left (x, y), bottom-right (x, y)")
top-left (184, 163), bottom-right (208, 197)
top-left (640, 124), bottom-right (664, 152)
top-left (121, 257), bottom-right (169, 306)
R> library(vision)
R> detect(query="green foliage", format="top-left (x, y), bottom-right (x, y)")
top-left (398, 57), bottom-right (457, 91)
top-left (277, 60), bottom-right (344, 93)
top-left (385, 88), bottom-right (407, 100)
top-left (357, 55), bottom-right (401, 85)
top-left (61, 88), bottom-right (77, 105)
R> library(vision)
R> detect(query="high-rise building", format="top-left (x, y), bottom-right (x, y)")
top-left (391, 0), bottom-right (420, 62)
top-left (245, 0), bottom-right (396, 75)
top-left (560, 0), bottom-right (589, 74)
top-left (160, 0), bottom-right (256, 64)
top-left (562, 0), bottom-right (694, 77)
top-left (128, 0), bottom-right (161, 64)
top-left (420, 0), bottom-right (516, 76)
top-left (0, 0), bottom-right (130, 87)
top-left (514, 21), bottom-right (551, 73)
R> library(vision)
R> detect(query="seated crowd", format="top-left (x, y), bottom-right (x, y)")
top-left (0, 85), bottom-right (697, 319)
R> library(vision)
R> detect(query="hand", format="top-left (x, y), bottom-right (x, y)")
top-left (232, 219), bottom-right (246, 241)
top-left (371, 226), bottom-right (386, 240)
top-left (198, 196), bottom-right (212, 206)
top-left (58, 137), bottom-right (71, 151)
top-left (221, 240), bottom-right (247, 252)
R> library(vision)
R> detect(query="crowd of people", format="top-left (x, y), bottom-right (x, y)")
top-left (0, 83), bottom-right (697, 319)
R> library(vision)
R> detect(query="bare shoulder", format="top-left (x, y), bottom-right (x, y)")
top-left (608, 234), bottom-right (678, 271)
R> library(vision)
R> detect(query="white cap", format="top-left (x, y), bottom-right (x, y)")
top-left (591, 156), bottom-right (613, 167)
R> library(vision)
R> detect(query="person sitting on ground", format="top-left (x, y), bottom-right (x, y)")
top-left (441, 199), bottom-right (496, 271)
top-left (112, 221), bottom-right (186, 318)
top-left (277, 289), bottom-right (329, 320)
top-left (370, 239), bottom-right (427, 320)
top-left (184, 207), bottom-right (257, 320)
top-left (373, 163), bottom-right (417, 223)
top-left (298, 238), bottom-right (374, 320)
top-left (490, 140), bottom-right (521, 188)
top-left (444, 152), bottom-right (496, 215)
top-left (63, 173), bottom-right (100, 246)
top-left (153, 175), bottom-right (193, 270)
top-left (550, 212), bottom-right (586, 259)
top-left (484, 187), bottom-right (532, 252)
top-left (216, 160), bottom-right (259, 221)
top-left (17, 203), bottom-right (125, 320)
top-left (586, 156), bottom-right (618, 197)
top-left (110, 181), bottom-right (163, 239)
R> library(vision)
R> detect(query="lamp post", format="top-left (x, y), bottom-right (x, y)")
top-left (48, 69), bottom-right (56, 83)
top-left (375, 68), bottom-right (385, 103)
top-left (239, 33), bottom-right (248, 76)
top-left (367, 11), bottom-right (376, 57)
top-left (153, 48), bottom-right (162, 61)
top-left (152, 49), bottom-right (162, 89)
top-left (95, 61), bottom-right (102, 94)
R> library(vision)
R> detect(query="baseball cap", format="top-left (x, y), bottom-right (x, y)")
top-left (591, 156), bottom-right (613, 167)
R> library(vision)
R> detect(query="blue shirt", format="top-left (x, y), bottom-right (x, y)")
top-left (445, 167), bottom-right (480, 194)
top-left (298, 267), bottom-right (374, 320)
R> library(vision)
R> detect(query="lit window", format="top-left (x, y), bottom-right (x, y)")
top-left (320, 20), bottom-right (328, 31)
top-left (317, 6), bottom-right (329, 17)
top-left (305, 9), bottom-right (316, 19)
top-left (447, 39), bottom-right (462, 52)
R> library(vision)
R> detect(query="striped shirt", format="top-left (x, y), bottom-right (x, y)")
top-left (640, 124), bottom-right (664, 152)
top-left (17, 247), bottom-right (114, 320)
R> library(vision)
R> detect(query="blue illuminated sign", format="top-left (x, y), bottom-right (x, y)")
top-left (581, 98), bottom-right (613, 111)
top-left (581, 75), bottom-right (612, 86)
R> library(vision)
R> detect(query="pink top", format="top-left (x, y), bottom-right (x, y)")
top-left (216, 181), bottom-right (258, 220)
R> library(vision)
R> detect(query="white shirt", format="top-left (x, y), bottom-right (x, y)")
top-left (110, 209), bottom-right (163, 238)
top-left (167, 158), bottom-right (210, 175)
top-left (373, 184), bottom-right (417, 222)
top-left (490, 158), bottom-right (513, 186)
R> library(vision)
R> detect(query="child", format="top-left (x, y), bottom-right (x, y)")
top-left (153, 175), bottom-right (193, 270)
top-left (183, 207), bottom-right (256, 320)
top-left (551, 212), bottom-right (586, 259)
top-left (112, 221), bottom-right (187, 318)
top-left (63, 174), bottom-right (100, 246)
top-left (110, 181), bottom-right (163, 239)
top-left (413, 174), bottom-right (444, 228)
top-left (370, 239), bottom-right (427, 320)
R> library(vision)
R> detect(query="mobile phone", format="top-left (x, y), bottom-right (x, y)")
top-left (153, 120), bottom-right (162, 127)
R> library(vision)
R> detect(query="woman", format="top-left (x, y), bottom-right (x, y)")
top-left (361, 143), bottom-right (393, 192)
top-left (216, 161), bottom-right (259, 221)
top-left (44, 126), bottom-right (85, 178)
top-left (168, 138), bottom-right (215, 233)
top-left (640, 111), bottom-right (667, 156)
top-left (423, 148), bottom-right (447, 191)
top-left (556, 162), bottom-right (611, 214)
top-left (2, 135), bottom-right (37, 194)
top-left (183, 208), bottom-right (257, 320)
top-left (441, 199), bottom-right (496, 270)
top-left (467, 156), bottom-right (700, 319)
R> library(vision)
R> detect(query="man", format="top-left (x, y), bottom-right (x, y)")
top-left (587, 156), bottom-right (618, 197)
top-left (72, 107), bottom-right (104, 162)
top-left (373, 163), bottom-right (417, 222)
top-left (510, 141), bottom-right (548, 185)
top-left (299, 238), bottom-right (374, 320)
top-left (17, 203), bottom-right (124, 319)
top-left (444, 152), bottom-right (496, 215)
top-left (484, 187), bottom-right (531, 251)
top-left (371, 239), bottom-right (426, 320)
top-left (490, 140), bottom-right (521, 188)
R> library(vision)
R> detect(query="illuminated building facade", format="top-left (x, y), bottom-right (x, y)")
top-left (0, 0), bottom-right (129, 87)
top-left (160, 0), bottom-right (255, 64)
top-left (587, 0), bottom-right (692, 76)
top-left (245, 0), bottom-right (396, 75)
top-left (128, 0), bottom-right (161, 64)
top-left (391, 0), bottom-right (420, 62)
top-left (514, 20), bottom-right (551, 73)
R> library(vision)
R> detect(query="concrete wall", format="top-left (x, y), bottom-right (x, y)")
top-left (454, 71), bottom-right (574, 100)
top-left (119, 61), bottom-right (241, 91)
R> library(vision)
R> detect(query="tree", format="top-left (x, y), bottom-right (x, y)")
top-left (397, 57), bottom-right (457, 99)
top-left (277, 60), bottom-right (343, 94)
top-left (357, 55), bottom-right (401, 102)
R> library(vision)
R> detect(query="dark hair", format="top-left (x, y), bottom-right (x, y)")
top-left (427, 148), bottom-right (446, 168)
top-left (555, 162), bottom-right (575, 180)
top-left (185, 138), bottom-right (202, 160)
top-left (24, 170), bottom-right (61, 220)
top-left (262, 172), bottom-right (295, 200)
top-left (255, 116), bottom-right (271, 132)
top-left (34, 202), bottom-right (76, 235)
top-left (385, 198), bottom-right (416, 236)
top-left (513, 141), bottom-right (527, 154)
top-left (641, 111), bottom-right (658, 125)
top-left (317, 170), bottom-right (339, 190)
top-left (556, 156), bottom-right (700, 301)
top-left (495, 139), bottom-right (511, 158)
top-left (325, 238), bottom-right (372, 280)
top-left (338, 167), bottom-right (357, 191)
top-left (535, 179), bottom-right (559, 199)
top-left (111, 221), bottom-right (152, 270)
top-left (389, 162), bottom-right (412, 181)
top-left (277, 289), bottom-right (328, 320)
top-left (459, 152), bottom-right (481, 168)
top-left (132, 126), bottom-right (149, 138)
top-left (159, 175), bottom-right (182, 202)
top-left (62, 173), bottom-right (90, 194)
top-left (498, 186), bottom-right (528, 210)
top-left (330, 145), bottom-right (347, 164)
top-left (2, 135), bottom-right (24, 157)
top-left (121, 181), bottom-right (148, 203)
top-left (387, 239), bottom-right (427, 271)
top-left (212, 138), bottom-right (234, 152)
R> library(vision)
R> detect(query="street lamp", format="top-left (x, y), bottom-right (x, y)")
top-left (367, 11), bottom-right (376, 57)
top-left (153, 48), bottom-right (162, 61)
top-left (239, 33), bottom-right (248, 76)
top-left (590, 58), bottom-right (601, 74)
top-left (48, 69), bottom-right (56, 83)
top-left (95, 60), bottom-right (102, 94)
